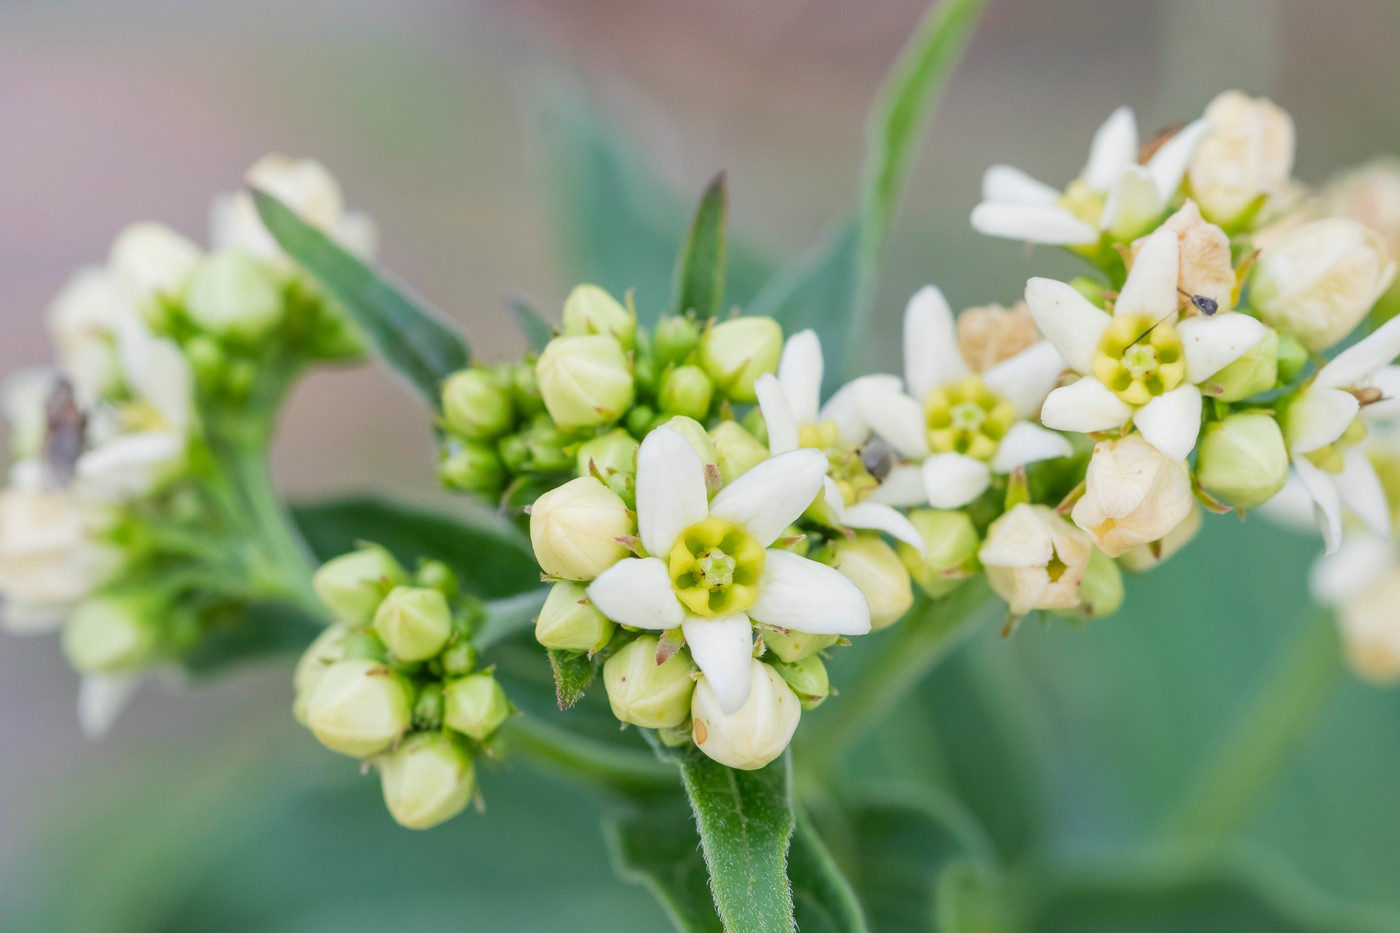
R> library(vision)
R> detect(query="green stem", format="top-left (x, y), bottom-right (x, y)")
top-left (1166, 611), bottom-right (1343, 841)
top-left (501, 716), bottom-right (677, 798)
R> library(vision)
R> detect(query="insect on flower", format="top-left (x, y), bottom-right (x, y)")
top-left (41, 377), bottom-right (87, 490)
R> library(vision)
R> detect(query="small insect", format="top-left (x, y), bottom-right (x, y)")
top-left (41, 377), bottom-right (87, 490)
top-left (860, 437), bottom-right (896, 484)
top-left (1177, 286), bottom-right (1219, 316)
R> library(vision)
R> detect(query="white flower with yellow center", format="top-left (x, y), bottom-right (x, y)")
top-left (586, 427), bottom-right (872, 715)
top-left (843, 287), bottom-right (1071, 510)
top-left (972, 107), bottom-right (1210, 246)
top-left (1030, 226), bottom-right (1269, 460)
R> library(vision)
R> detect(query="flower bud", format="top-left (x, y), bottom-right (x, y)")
top-left (379, 732), bottom-right (475, 830)
top-left (413, 682), bottom-right (445, 729)
top-left (443, 672), bottom-right (513, 740)
top-left (660, 416), bottom-right (719, 472)
top-left (626, 404), bottom-right (661, 438)
top-left (1196, 412), bottom-right (1289, 510)
top-left (185, 250), bottom-right (284, 340)
top-left (898, 509), bottom-right (981, 598)
top-left (415, 559), bottom-right (460, 601)
top-left (1324, 158), bottom-right (1400, 263)
top-left (827, 536), bottom-right (912, 630)
top-left (535, 581), bottom-right (615, 653)
top-left (1333, 567), bottom-right (1400, 684)
top-left (654, 315), bottom-right (701, 366)
top-left (710, 421), bottom-right (770, 484)
top-left (562, 284), bottom-right (636, 347)
top-left (442, 369), bottom-right (515, 440)
top-left (372, 586), bottom-right (452, 662)
top-left (576, 429), bottom-right (638, 480)
top-left (304, 659), bottom-right (413, 758)
top-left (659, 366), bottom-right (714, 421)
top-left (439, 442), bottom-right (505, 496)
top-left (980, 504), bottom-right (1093, 616)
top-left (691, 660), bottom-right (801, 771)
top-left (313, 547), bottom-right (408, 626)
top-left (439, 639), bottom-right (478, 677)
top-left (1072, 548), bottom-right (1124, 619)
top-left (772, 656), bottom-right (830, 710)
top-left (536, 334), bottom-right (634, 430)
top-left (1207, 328), bottom-right (1278, 401)
top-left (1275, 332), bottom-right (1308, 384)
top-left (761, 629), bottom-right (836, 664)
top-left (1188, 91), bottom-right (1295, 229)
top-left (293, 623), bottom-right (353, 725)
top-left (509, 360), bottom-right (545, 416)
top-left (529, 476), bottom-right (632, 581)
top-left (108, 223), bottom-right (202, 300)
top-left (61, 592), bottom-right (160, 673)
top-left (602, 635), bottom-right (697, 729)
top-left (699, 317), bottom-right (782, 403)
top-left (1071, 435), bottom-right (1194, 558)
top-left (1252, 219), bottom-right (1396, 351)
top-left (1119, 505), bottom-right (1203, 572)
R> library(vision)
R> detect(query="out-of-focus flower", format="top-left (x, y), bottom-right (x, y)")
top-left (1071, 434), bottom-right (1194, 557)
top-left (304, 658), bottom-right (414, 758)
top-left (1187, 91), bottom-right (1295, 229)
top-left (1324, 158), bottom-right (1400, 263)
top-left (378, 732), bottom-right (475, 830)
top-left (980, 504), bottom-right (1093, 616)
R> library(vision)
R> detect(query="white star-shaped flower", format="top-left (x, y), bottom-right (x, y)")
top-left (587, 427), bottom-right (872, 715)
top-left (1029, 226), bottom-right (1268, 460)
top-left (972, 106), bottom-right (1210, 246)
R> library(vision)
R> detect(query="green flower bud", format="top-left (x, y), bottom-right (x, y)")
top-left (661, 416), bottom-right (719, 470)
top-left (762, 629), bottom-right (837, 664)
top-left (372, 586), bottom-right (453, 662)
top-left (379, 732), bottom-right (475, 830)
top-left (626, 404), bottom-right (660, 438)
top-left (828, 536), bottom-right (913, 630)
top-left (536, 334), bottom-right (634, 430)
top-left (314, 547), bottom-right (408, 626)
top-left (305, 659), bottom-right (413, 758)
top-left (185, 250), bottom-right (284, 340)
top-left (1207, 328), bottom-right (1278, 401)
top-left (898, 509), bottom-right (980, 598)
top-left (442, 369), bottom-right (515, 440)
top-left (700, 317), bottom-right (782, 403)
top-left (415, 559), bottom-right (460, 601)
top-left (1073, 548), bottom-right (1124, 619)
top-left (61, 593), bottom-right (161, 674)
top-left (294, 623), bottom-right (353, 726)
top-left (576, 429), bottom-right (638, 481)
top-left (535, 581), bottom-right (616, 653)
top-left (710, 421), bottom-right (770, 484)
top-left (562, 284), bottom-right (636, 347)
top-left (439, 639), bottom-right (478, 677)
top-left (413, 682), bottom-right (445, 729)
top-left (443, 672), bottom-right (513, 740)
top-left (654, 316), bottom-right (701, 366)
top-left (440, 441), bottom-right (505, 496)
top-left (659, 365), bottom-right (714, 420)
top-left (602, 635), bottom-right (697, 729)
top-left (529, 476), bottom-right (633, 581)
top-left (1069, 277), bottom-right (1109, 307)
top-left (1196, 412), bottom-right (1289, 510)
top-left (772, 655), bottom-right (830, 710)
top-left (510, 360), bottom-right (546, 416)
top-left (521, 418), bottom-right (573, 473)
top-left (184, 335), bottom-right (227, 388)
top-left (1275, 331), bottom-right (1308, 384)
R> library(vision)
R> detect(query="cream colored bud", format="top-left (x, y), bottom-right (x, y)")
top-left (1071, 435), bottom-right (1194, 558)
top-left (1196, 412), bottom-right (1289, 510)
top-left (379, 732), bottom-right (476, 830)
top-left (1135, 201), bottom-right (1235, 312)
top-left (313, 547), bottom-right (408, 626)
top-left (1119, 505), bottom-right (1203, 572)
top-left (563, 284), bottom-right (635, 346)
top-left (535, 581), bottom-right (616, 653)
top-left (699, 317), bottom-right (783, 403)
top-left (691, 660), bottom-right (801, 771)
top-left (761, 629), bottom-right (837, 664)
top-left (1324, 158), bottom-right (1400, 262)
top-left (108, 223), bottom-right (202, 300)
top-left (61, 593), bottom-right (160, 673)
top-left (529, 476), bottom-right (633, 581)
top-left (1188, 91), bottom-right (1295, 228)
top-left (603, 635), bottom-right (698, 729)
top-left (956, 302), bottom-right (1040, 372)
top-left (442, 672), bottom-right (513, 740)
top-left (710, 421), bottom-right (771, 484)
top-left (304, 658), bottom-right (413, 758)
top-left (293, 623), bottom-right (353, 726)
top-left (185, 250), bottom-right (284, 340)
top-left (536, 334), bottom-right (634, 430)
top-left (372, 586), bottom-right (453, 662)
top-left (980, 504), bottom-right (1093, 616)
top-left (898, 509), bottom-right (981, 598)
top-left (828, 535), bottom-right (912, 630)
top-left (1252, 219), bottom-right (1396, 351)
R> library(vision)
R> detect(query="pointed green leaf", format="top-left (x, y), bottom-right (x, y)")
top-left (674, 171), bottom-right (729, 320)
top-left (508, 292), bottom-right (554, 352)
top-left (549, 648), bottom-right (597, 710)
top-left (252, 189), bottom-right (469, 408)
top-left (607, 800), bottom-right (724, 932)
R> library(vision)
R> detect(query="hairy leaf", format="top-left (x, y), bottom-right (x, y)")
top-left (549, 648), bottom-right (597, 710)
top-left (607, 800), bottom-right (724, 932)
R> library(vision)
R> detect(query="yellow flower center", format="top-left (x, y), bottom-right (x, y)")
top-left (1091, 314), bottom-right (1186, 406)
top-left (924, 376), bottom-right (1016, 461)
top-left (797, 420), bottom-right (841, 451)
top-left (1305, 415), bottom-right (1368, 475)
top-left (1058, 179), bottom-right (1106, 227)
top-left (667, 517), bottom-right (765, 618)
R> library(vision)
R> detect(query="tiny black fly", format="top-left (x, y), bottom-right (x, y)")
top-left (41, 377), bottom-right (87, 490)
top-left (1177, 286), bottom-right (1218, 316)
top-left (860, 437), bottom-right (896, 484)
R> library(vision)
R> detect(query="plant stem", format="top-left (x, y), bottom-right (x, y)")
top-left (1166, 611), bottom-right (1343, 841)
top-left (501, 716), bottom-right (677, 798)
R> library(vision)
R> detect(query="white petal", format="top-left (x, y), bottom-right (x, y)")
top-left (921, 453), bottom-right (992, 509)
top-left (1082, 106), bottom-right (1139, 192)
top-left (636, 427), bottom-right (710, 557)
top-left (982, 340), bottom-right (1067, 419)
top-left (1310, 534), bottom-right (1394, 605)
top-left (1101, 165), bottom-right (1166, 240)
top-left (1040, 377), bottom-right (1133, 433)
top-left (78, 673), bottom-right (141, 739)
top-left (683, 613), bottom-right (755, 716)
top-left (982, 165), bottom-right (1060, 205)
top-left (1133, 385), bottom-right (1203, 460)
top-left (709, 448), bottom-right (827, 547)
top-left (852, 379), bottom-right (929, 459)
top-left (777, 330), bottom-right (823, 425)
top-left (75, 431), bottom-right (185, 501)
top-left (820, 378), bottom-right (885, 445)
top-left (1024, 277), bottom-right (1113, 374)
top-left (839, 502), bottom-right (925, 551)
top-left (1294, 459), bottom-right (1343, 554)
top-left (863, 464), bottom-right (928, 507)
top-left (1256, 473), bottom-right (1320, 533)
top-left (1178, 313), bottom-right (1269, 384)
top-left (971, 202), bottom-right (1099, 245)
top-left (1338, 449), bottom-right (1391, 539)
top-left (1145, 118), bottom-right (1210, 200)
top-left (755, 374), bottom-right (799, 455)
top-left (903, 286), bottom-right (967, 399)
top-left (1363, 366), bottom-right (1400, 420)
top-left (1316, 315), bottom-right (1400, 389)
top-left (117, 318), bottom-right (193, 432)
top-left (1287, 388), bottom-right (1360, 454)
top-left (586, 558), bottom-right (685, 630)
top-left (748, 550), bottom-right (871, 637)
top-left (1114, 225), bottom-right (1178, 319)
top-left (991, 421), bottom-right (1074, 473)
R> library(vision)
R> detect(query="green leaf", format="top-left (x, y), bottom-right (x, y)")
top-left (673, 171), bottom-right (729, 320)
top-left (549, 648), bottom-right (597, 710)
top-left (607, 799), bottom-right (724, 932)
top-left (508, 291), bottom-right (554, 352)
top-left (747, 222), bottom-right (860, 381)
top-left (789, 812), bottom-right (870, 933)
top-left (251, 189), bottom-right (469, 408)
top-left (180, 599), bottom-right (323, 676)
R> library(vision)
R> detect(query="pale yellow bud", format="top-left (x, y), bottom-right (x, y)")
top-left (980, 504), bottom-right (1092, 616)
top-left (898, 509), bottom-right (981, 598)
top-left (761, 629), bottom-right (836, 664)
top-left (185, 250), bottom-right (284, 340)
top-left (379, 732), bottom-right (476, 830)
top-left (61, 593), bottom-right (159, 673)
top-left (304, 659), bottom-right (413, 758)
top-left (828, 535), bottom-right (913, 630)
top-left (1188, 91), bottom-right (1295, 228)
top-left (529, 476), bottom-right (633, 581)
top-left (535, 581), bottom-right (615, 653)
top-left (691, 660), bottom-right (800, 771)
top-left (710, 421), bottom-right (770, 484)
top-left (562, 284), bottom-right (636, 346)
top-left (293, 623), bottom-right (353, 726)
top-left (603, 635), bottom-right (697, 729)
top-left (699, 317), bottom-right (782, 403)
top-left (536, 334), bottom-right (634, 430)
top-left (442, 672), bottom-right (513, 740)
top-left (1196, 412), bottom-right (1289, 510)
top-left (372, 586), bottom-right (453, 662)
top-left (1071, 435), bottom-right (1194, 558)
top-left (313, 547), bottom-right (408, 626)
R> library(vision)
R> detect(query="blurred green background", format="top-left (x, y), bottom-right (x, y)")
top-left (4, 1), bottom-right (1400, 930)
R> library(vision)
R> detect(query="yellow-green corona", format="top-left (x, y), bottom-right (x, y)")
top-left (1091, 315), bottom-right (1186, 406)
top-left (924, 376), bottom-right (1016, 460)
top-left (667, 517), bottom-right (766, 617)
top-left (1306, 414), bottom-right (1368, 474)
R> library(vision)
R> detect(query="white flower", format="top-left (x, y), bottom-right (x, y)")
top-left (1071, 434), bottom-right (1194, 557)
top-left (45, 268), bottom-right (129, 405)
top-left (972, 106), bottom-right (1210, 246)
top-left (979, 504), bottom-right (1093, 616)
top-left (690, 659), bottom-right (801, 771)
top-left (1186, 91), bottom-right (1295, 228)
top-left (586, 427), bottom-right (871, 715)
top-left (842, 287), bottom-right (1071, 511)
top-left (107, 223), bottom-right (203, 302)
top-left (754, 330), bottom-right (923, 549)
top-left (1324, 157), bottom-right (1400, 262)
top-left (1030, 225), bottom-right (1269, 459)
